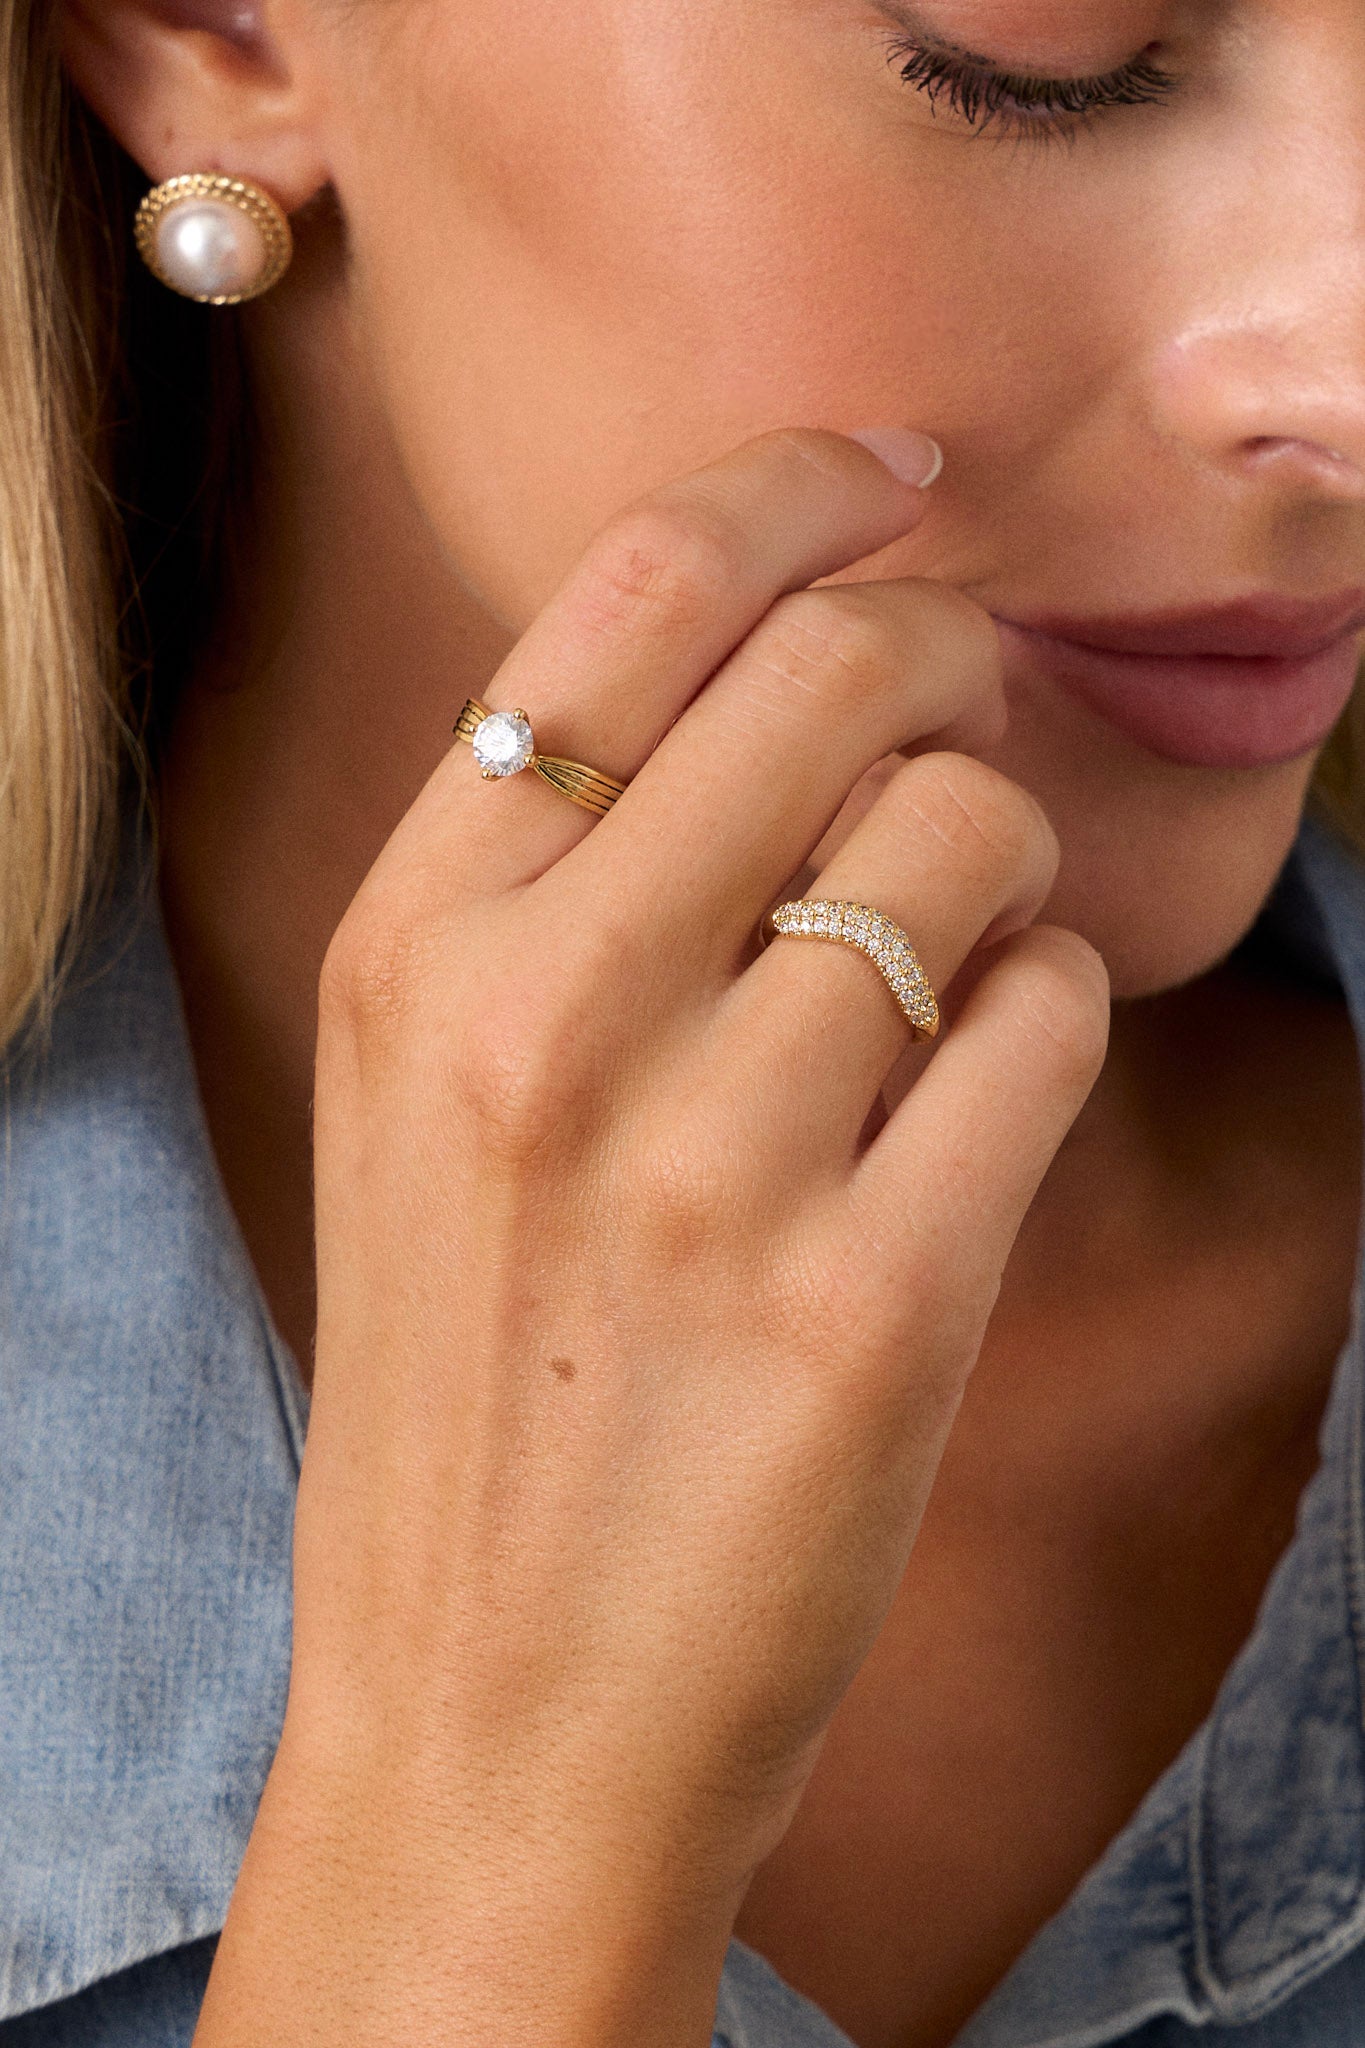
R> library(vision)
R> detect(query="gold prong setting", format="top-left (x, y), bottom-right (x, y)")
top-left (451, 697), bottom-right (629, 819)
top-left (767, 898), bottom-right (940, 1039)
top-left (470, 707), bottom-right (537, 778)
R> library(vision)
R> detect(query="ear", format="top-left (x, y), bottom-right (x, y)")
top-left (60, 0), bottom-right (328, 209)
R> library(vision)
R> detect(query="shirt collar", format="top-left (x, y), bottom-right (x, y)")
top-left (955, 802), bottom-right (1365, 2048)
top-left (0, 803), bottom-right (308, 2020)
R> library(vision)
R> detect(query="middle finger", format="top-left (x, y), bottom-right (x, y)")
top-left (553, 573), bottom-right (1008, 965)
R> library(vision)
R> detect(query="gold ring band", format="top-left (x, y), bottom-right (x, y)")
top-left (762, 898), bottom-right (940, 1040)
top-left (453, 699), bottom-right (628, 819)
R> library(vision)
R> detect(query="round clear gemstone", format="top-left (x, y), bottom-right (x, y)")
top-left (472, 710), bottom-right (535, 776)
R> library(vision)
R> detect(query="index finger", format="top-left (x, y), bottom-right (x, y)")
top-left (392, 427), bottom-right (943, 895)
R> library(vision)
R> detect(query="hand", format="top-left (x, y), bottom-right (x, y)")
top-left (194, 429), bottom-right (1110, 2048)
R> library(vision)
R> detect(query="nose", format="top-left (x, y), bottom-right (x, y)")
top-left (1153, 312), bottom-right (1365, 502)
top-left (1144, 26), bottom-right (1365, 504)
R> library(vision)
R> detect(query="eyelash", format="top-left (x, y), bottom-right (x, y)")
top-left (884, 35), bottom-right (1178, 142)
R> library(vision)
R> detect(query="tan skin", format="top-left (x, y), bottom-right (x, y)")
top-left (61, 1), bottom-right (1365, 2044)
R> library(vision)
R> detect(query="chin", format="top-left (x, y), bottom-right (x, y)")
top-left (1044, 859), bottom-right (1297, 1002)
top-left (979, 666), bottom-right (1323, 1004)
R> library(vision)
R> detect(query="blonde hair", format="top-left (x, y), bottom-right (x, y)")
top-left (2, 4), bottom-right (1364, 1058)
top-left (1, 1), bottom-right (254, 1061)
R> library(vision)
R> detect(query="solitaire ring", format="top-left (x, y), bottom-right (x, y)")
top-left (453, 698), bottom-right (629, 819)
top-left (762, 898), bottom-right (940, 1040)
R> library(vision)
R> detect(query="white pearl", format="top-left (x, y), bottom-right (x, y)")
top-left (153, 198), bottom-right (266, 300)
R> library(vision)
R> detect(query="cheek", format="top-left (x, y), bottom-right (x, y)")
top-left (318, 1), bottom-right (1304, 993)
top-left (324, 4), bottom-right (1120, 627)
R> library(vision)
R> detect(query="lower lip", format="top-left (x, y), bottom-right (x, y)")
top-left (998, 622), bottom-right (1364, 770)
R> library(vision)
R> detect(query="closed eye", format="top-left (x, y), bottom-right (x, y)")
top-left (884, 30), bottom-right (1178, 142)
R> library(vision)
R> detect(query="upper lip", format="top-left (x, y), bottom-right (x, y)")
top-left (997, 592), bottom-right (1365, 662)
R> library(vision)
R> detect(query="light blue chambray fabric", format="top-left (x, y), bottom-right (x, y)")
top-left (3, 796), bottom-right (1365, 2048)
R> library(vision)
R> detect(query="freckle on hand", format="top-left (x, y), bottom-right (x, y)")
top-left (549, 1357), bottom-right (577, 1382)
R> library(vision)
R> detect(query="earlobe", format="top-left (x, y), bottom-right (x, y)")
top-left (60, 0), bottom-right (328, 213)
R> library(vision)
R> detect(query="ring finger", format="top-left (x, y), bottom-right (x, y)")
top-left (707, 750), bottom-right (1061, 1165)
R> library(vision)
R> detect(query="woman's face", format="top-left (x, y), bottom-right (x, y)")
top-left (279, 0), bottom-right (1365, 991)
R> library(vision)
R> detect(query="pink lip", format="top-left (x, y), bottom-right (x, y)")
top-left (995, 592), bottom-right (1365, 770)
top-left (1004, 593), bottom-right (1365, 661)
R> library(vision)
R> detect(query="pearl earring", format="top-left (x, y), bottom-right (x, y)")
top-left (133, 173), bottom-right (292, 305)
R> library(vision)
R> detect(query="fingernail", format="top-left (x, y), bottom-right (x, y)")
top-left (849, 427), bottom-right (944, 489)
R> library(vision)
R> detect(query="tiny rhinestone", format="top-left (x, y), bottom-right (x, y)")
top-left (768, 899), bottom-right (937, 1035)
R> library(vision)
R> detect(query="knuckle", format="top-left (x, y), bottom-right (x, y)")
top-left (912, 580), bottom-right (1005, 679)
top-left (894, 582), bottom-right (1007, 731)
top-left (1008, 926), bottom-right (1112, 1080)
top-left (626, 1123), bottom-right (741, 1263)
top-left (319, 888), bottom-right (432, 1043)
top-left (758, 1229), bottom-right (959, 1437)
top-left (752, 585), bottom-right (901, 709)
top-left (902, 751), bottom-right (1057, 873)
top-left (456, 985), bottom-right (589, 1165)
top-left (773, 1249), bottom-right (878, 1377)
top-left (575, 499), bottom-right (745, 641)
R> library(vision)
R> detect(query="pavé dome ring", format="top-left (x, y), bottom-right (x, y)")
top-left (762, 898), bottom-right (940, 1040)
top-left (452, 698), bottom-right (629, 818)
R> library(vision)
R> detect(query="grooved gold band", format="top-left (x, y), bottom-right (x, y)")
top-left (453, 699), bottom-right (628, 819)
top-left (763, 898), bottom-right (940, 1040)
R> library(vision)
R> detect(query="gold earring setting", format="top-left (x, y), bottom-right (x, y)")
top-left (133, 173), bottom-right (292, 305)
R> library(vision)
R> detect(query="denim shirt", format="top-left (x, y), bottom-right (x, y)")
top-left (3, 799), bottom-right (1365, 2048)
